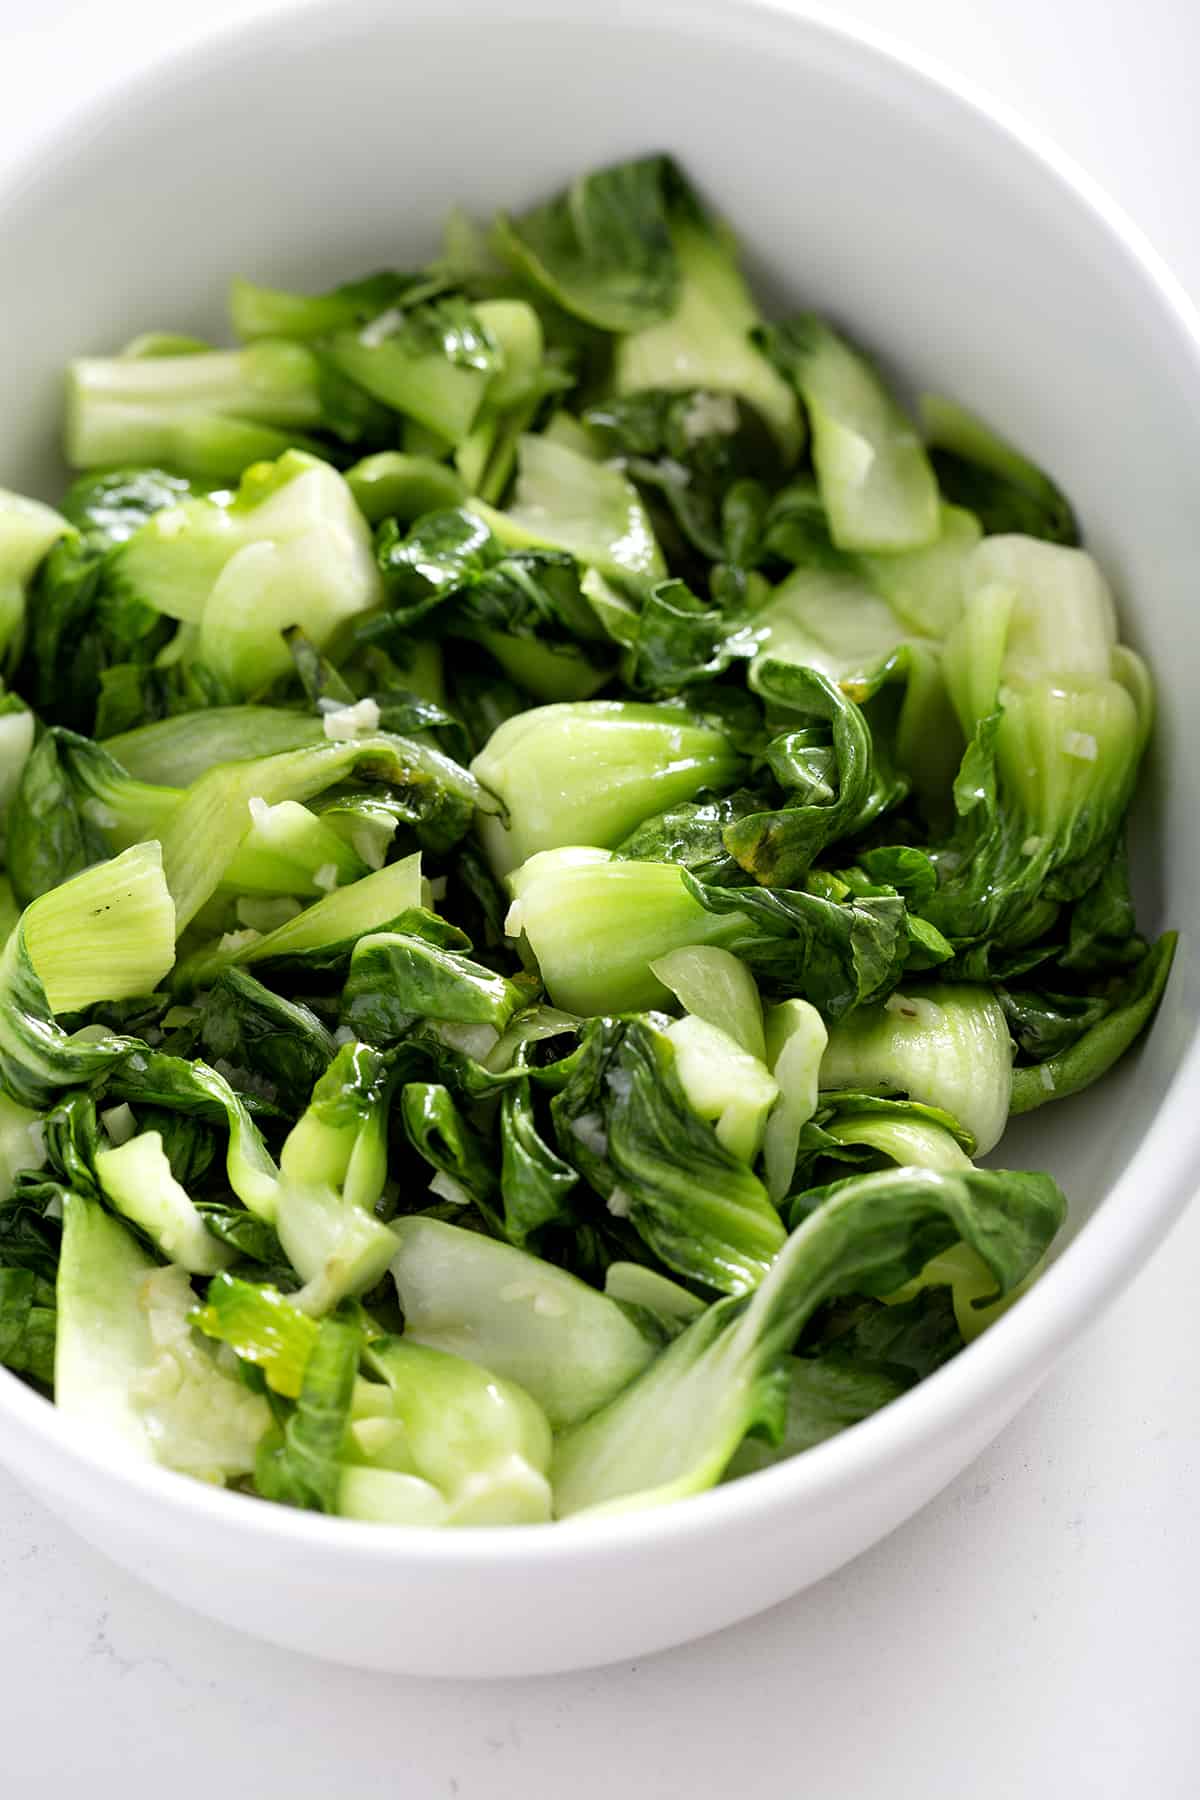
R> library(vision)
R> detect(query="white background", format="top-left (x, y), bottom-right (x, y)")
top-left (1, 1), bottom-right (1198, 1792)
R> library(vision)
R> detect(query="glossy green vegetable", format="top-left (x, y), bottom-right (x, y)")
top-left (0, 152), bottom-right (1167, 1529)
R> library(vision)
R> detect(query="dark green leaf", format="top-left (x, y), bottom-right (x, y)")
top-left (195, 969), bottom-right (335, 1109)
top-left (785, 1164), bottom-right (1066, 1304)
top-left (725, 1353), bottom-right (909, 1475)
top-left (0, 1267), bottom-right (56, 1386)
top-left (341, 932), bottom-right (526, 1048)
top-left (685, 874), bottom-right (910, 1019)
top-left (399, 1081), bottom-right (501, 1226)
top-left (809, 1284), bottom-right (962, 1380)
top-left (500, 1070), bottom-right (579, 1246)
top-left (194, 1204), bottom-right (287, 1270)
top-left (1009, 933), bottom-right (1176, 1115)
top-left (722, 661), bottom-right (878, 885)
top-left (930, 448), bottom-right (1077, 543)
top-left (0, 1184), bottom-right (62, 1285)
top-left (584, 389), bottom-right (780, 566)
top-left (551, 1015), bottom-right (785, 1294)
top-left (628, 578), bottom-right (754, 693)
top-left (5, 730), bottom-right (109, 904)
top-left (494, 155), bottom-right (691, 332)
top-left (614, 789), bottom-right (767, 886)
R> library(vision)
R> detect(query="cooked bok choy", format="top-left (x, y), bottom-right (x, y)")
top-left (0, 153), bottom-right (1170, 1529)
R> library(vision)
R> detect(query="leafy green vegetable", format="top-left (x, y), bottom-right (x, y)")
top-left (0, 1267), bottom-right (56, 1385)
top-left (819, 983), bottom-right (1012, 1155)
top-left (157, 733), bottom-right (476, 933)
top-left (761, 998), bottom-right (828, 1204)
top-left (271, 1042), bottom-right (398, 1314)
top-left (192, 1272), bottom-right (318, 1396)
top-left (55, 1195), bottom-right (271, 1479)
top-left (230, 268), bottom-right (440, 343)
top-left (174, 853), bottom-right (424, 987)
top-left (194, 969), bottom-right (334, 1106)
top-left (65, 341), bottom-right (345, 480)
top-left (344, 451), bottom-right (467, 524)
top-left (551, 1014), bottom-right (786, 1292)
top-left (608, 184), bottom-right (802, 459)
top-left (649, 944), bottom-right (765, 1059)
top-left (0, 153), bottom-right (1163, 1531)
top-left (664, 1014), bottom-right (777, 1163)
top-left (583, 389), bottom-right (779, 571)
top-left (342, 929), bottom-right (527, 1046)
top-left (472, 433), bottom-right (667, 591)
top-left (473, 700), bottom-right (744, 877)
top-left (326, 296), bottom-right (519, 446)
top-left (722, 660), bottom-right (885, 886)
top-left (726, 1284), bottom-right (963, 1478)
top-left (6, 728), bottom-right (365, 908)
top-left (494, 154), bottom-right (686, 333)
top-left (372, 507), bottom-right (616, 703)
top-left (921, 394), bottom-right (1078, 544)
top-left (105, 704), bottom-right (325, 785)
top-left (1009, 933), bottom-right (1176, 1115)
top-left (389, 1216), bottom-right (657, 1428)
top-left (109, 450), bottom-right (382, 693)
top-left (759, 316), bottom-right (938, 550)
top-left (94, 1129), bottom-right (233, 1275)
top-left (362, 1336), bottom-right (553, 1524)
top-left (255, 1315), bottom-right (361, 1511)
top-left (553, 1162), bottom-right (1065, 1516)
top-left (929, 536), bottom-right (1152, 953)
top-left (499, 1067), bottom-right (579, 1246)
top-left (506, 849), bottom-right (749, 1014)
top-left (0, 844), bottom-right (174, 1106)
top-left (0, 488), bottom-right (69, 670)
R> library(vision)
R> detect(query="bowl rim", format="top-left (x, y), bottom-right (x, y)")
top-left (1, 0), bottom-right (1197, 1568)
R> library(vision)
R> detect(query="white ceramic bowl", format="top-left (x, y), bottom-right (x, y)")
top-left (1, 0), bottom-right (1197, 1680)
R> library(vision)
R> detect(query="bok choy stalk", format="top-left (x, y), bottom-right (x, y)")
top-left (354, 1337), bottom-right (554, 1525)
top-left (156, 732), bottom-right (481, 932)
top-left (928, 537), bottom-right (1152, 952)
top-left (55, 1195), bottom-right (270, 1479)
top-left (64, 336), bottom-right (386, 481)
top-left (818, 984), bottom-right (1013, 1155)
top-left (6, 729), bottom-right (366, 907)
top-left (758, 316), bottom-right (939, 550)
top-left (649, 944), bottom-right (766, 1059)
top-left (469, 432), bottom-right (667, 592)
top-left (108, 451), bottom-right (381, 692)
top-left (173, 852), bottom-right (424, 988)
top-left (94, 1129), bottom-right (233, 1276)
top-left (505, 849), bottom-right (750, 1014)
top-left (0, 843), bottom-right (175, 1106)
top-left (472, 701), bottom-right (744, 877)
top-left (106, 1042), bottom-right (396, 1314)
top-left (389, 1217), bottom-right (658, 1428)
top-left (0, 488), bottom-right (69, 669)
top-left (507, 848), bottom-right (915, 1022)
top-left (272, 1041), bottom-right (398, 1313)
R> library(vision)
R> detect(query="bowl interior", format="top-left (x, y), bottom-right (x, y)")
top-left (0, 2), bottom-right (1194, 1327)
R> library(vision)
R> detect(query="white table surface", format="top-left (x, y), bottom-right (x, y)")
top-left (2, 2), bottom-right (1198, 1791)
